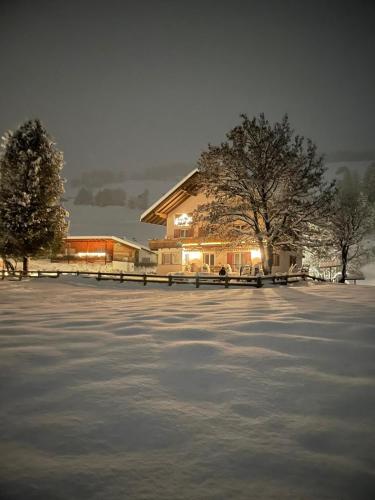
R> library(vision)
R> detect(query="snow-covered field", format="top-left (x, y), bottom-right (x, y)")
top-left (360, 262), bottom-right (375, 287)
top-left (1, 278), bottom-right (375, 500)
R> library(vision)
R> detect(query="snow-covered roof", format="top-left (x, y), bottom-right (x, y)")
top-left (140, 168), bottom-right (200, 225)
top-left (65, 235), bottom-right (156, 254)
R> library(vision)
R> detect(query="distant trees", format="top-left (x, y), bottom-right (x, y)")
top-left (73, 186), bottom-right (148, 209)
top-left (326, 168), bottom-right (374, 282)
top-left (363, 162), bottom-right (375, 204)
top-left (128, 189), bottom-right (149, 210)
top-left (95, 188), bottom-right (126, 207)
top-left (197, 114), bottom-right (334, 274)
top-left (0, 119), bottom-right (68, 274)
top-left (74, 187), bottom-right (94, 205)
top-left (70, 169), bottom-right (126, 189)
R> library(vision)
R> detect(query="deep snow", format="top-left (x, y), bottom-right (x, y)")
top-left (0, 278), bottom-right (375, 500)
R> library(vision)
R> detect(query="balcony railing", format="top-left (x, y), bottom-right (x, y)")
top-left (148, 236), bottom-right (230, 250)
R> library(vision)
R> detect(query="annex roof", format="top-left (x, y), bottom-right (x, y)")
top-left (65, 235), bottom-right (155, 253)
top-left (140, 168), bottom-right (201, 225)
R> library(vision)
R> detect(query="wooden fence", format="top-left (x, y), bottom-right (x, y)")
top-left (1, 269), bottom-right (326, 288)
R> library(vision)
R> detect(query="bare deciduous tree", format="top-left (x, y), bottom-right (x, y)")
top-left (196, 114), bottom-right (333, 274)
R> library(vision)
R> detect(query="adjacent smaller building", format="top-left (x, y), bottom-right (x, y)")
top-left (52, 236), bottom-right (157, 270)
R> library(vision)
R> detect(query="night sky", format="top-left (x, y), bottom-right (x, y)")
top-left (1, 0), bottom-right (374, 178)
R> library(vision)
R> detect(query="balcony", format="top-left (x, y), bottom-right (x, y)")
top-left (148, 239), bottom-right (179, 250)
top-left (148, 236), bottom-right (226, 251)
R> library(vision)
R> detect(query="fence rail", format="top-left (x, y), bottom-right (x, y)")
top-left (1, 269), bottom-right (326, 288)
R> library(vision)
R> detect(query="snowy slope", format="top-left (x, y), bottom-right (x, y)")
top-left (64, 201), bottom-right (164, 244)
top-left (64, 179), bottom-right (171, 244)
top-left (63, 161), bottom-right (375, 271)
top-left (0, 279), bottom-right (374, 500)
top-left (324, 160), bottom-right (372, 182)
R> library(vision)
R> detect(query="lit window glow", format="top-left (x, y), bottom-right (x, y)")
top-left (182, 250), bottom-right (202, 264)
top-left (250, 249), bottom-right (261, 259)
top-left (77, 252), bottom-right (106, 258)
top-left (175, 213), bottom-right (193, 226)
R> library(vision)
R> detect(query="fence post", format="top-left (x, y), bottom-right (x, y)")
top-left (195, 274), bottom-right (200, 288)
top-left (168, 275), bottom-right (172, 286)
top-left (225, 275), bottom-right (229, 288)
top-left (57, 271), bottom-right (61, 278)
top-left (120, 272), bottom-right (124, 283)
top-left (18, 271), bottom-right (22, 281)
top-left (97, 271), bottom-right (101, 281)
top-left (143, 273), bottom-right (147, 286)
top-left (2, 269), bottom-right (5, 280)
top-left (256, 276), bottom-right (262, 288)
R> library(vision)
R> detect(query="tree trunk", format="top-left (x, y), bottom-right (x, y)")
top-left (266, 244), bottom-right (274, 275)
top-left (339, 245), bottom-right (348, 283)
top-left (22, 256), bottom-right (29, 276)
top-left (258, 239), bottom-right (269, 275)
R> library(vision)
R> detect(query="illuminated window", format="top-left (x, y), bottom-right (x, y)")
top-left (174, 213), bottom-right (193, 226)
top-left (183, 250), bottom-right (202, 264)
top-left (250, 248), bottom-right (261, 260)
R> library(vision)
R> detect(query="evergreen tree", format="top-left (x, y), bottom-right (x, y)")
top-left (127, 189), bottom-right (148, 210)
top-left (0, 119), bottom-right (68, 274)
top-left (335, 166), bottom-right (361, 197)
top-left (197, 114), bottom-right (334, 274)
top-left (137, 189), bottom-right (149, 210)
top-left (74, 187), bottom-right (94, 205)
top-left (363, 162), bottom-right (375, 204)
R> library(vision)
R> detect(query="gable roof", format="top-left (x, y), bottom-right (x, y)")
top-left (140, 168), bottom-right (200, 225)
top-left (65, 235), bottom-right (155, 253)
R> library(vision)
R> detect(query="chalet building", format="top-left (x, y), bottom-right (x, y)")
top-left (53, 236), bottom-right (157, 269)
top-left (140, 169), bottom-right (301, 274)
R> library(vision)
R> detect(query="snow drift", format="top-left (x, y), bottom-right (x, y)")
top-left (0, 278), bottom-right (374, 499)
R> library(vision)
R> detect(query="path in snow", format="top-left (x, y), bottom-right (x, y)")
top-left (0, 279), bottom-right (375, 500)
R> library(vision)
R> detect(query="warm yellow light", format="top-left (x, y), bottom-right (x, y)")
top-left (201, 242), bottom-right (225, 246)
top-left (183, 250), bottom-right (202, 261)
top-left (175, 213), bottom-right (193, 226)
top-left (77, 252), bottom-right (106, 257)
top-left (250, 249), bottom-right (261, 259)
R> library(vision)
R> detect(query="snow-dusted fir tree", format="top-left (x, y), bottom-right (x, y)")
top-left (0, 119), bottom-right (68, 274)
top-left (197, 114), bottom-right (334, 274)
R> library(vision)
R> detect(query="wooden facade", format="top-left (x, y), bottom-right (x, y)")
top-left (141, 170), bottom-right (302, 274)
top-left (53, 236), bottom-right (156, 266)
